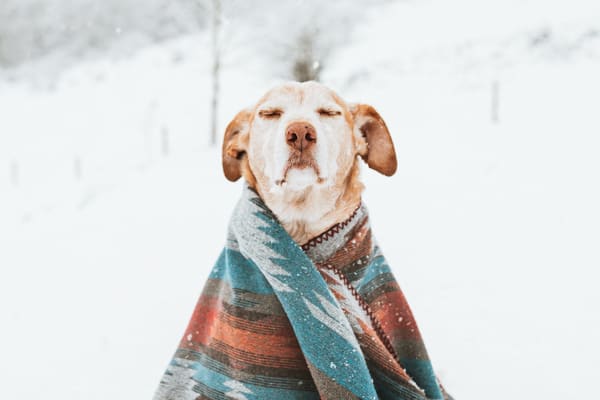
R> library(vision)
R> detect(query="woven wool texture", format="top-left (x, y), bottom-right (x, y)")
top-left (154, 186), bottom-right (450, 400)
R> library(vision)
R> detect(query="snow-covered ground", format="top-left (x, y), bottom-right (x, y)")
top-left (1, 0), bottom-right (599, 399)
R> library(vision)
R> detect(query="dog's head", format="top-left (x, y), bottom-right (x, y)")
top-left (222, 81), bottom-right (396, 237)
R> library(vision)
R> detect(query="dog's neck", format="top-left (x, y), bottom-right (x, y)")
top-left (279, 196), bottom-right (362, 245)
top-left (255, 164), bottom-right (365, 245)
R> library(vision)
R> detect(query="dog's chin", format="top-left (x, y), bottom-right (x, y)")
top-left (282, 168), bottom-right (318, 191)
top-left (271, 167), bottom-right (327, 193)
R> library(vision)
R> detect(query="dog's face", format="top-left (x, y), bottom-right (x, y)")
top-left (222, 81), bottom-right (397, 235)
top-left (250, 82), bottom-right (353, 191)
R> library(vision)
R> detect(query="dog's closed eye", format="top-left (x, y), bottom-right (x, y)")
top-left (258, 109), bottom-right (283, 119)
top-left (317, 108), bottom-right (342, 117)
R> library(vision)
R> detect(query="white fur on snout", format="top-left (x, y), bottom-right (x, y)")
top-left (263, 110), bottom-right (334, 187)
top-left (312, 116), bottom-right (340, 183)
top-left (250, 83), bottom-right (354, 195)
top-left (250, 84), bottom-right (353, 194)
top-left (254, 114), bottom-right (345, 189)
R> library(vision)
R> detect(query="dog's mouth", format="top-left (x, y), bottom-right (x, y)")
top-left (275, 155), bottom-right (324, 186)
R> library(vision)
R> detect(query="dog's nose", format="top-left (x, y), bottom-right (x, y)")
top-left (286, 122), bottom-right (317, 152)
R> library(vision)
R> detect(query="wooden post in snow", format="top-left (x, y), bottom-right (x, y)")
top-left (161, 126), bottom-right (169, 157)
top-left (74, 156), bottom-right (82, 181)
top-left (492, 79), bottom-right (500, 124)
top-left (10, 160), bottom-right (19, 188)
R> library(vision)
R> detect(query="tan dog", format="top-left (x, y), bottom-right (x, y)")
top-left (153, 83), bottom-right (450, 398)
top-left (222, 81), bottom-right (397, 243)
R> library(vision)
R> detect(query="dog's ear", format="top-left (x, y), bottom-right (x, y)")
top-left (222, 108), bottom-right (252, 182)
top-left (350, 103), bottom-right (397, 176)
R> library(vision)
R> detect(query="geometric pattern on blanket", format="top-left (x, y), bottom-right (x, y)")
top-left (154, 185), bottom-right (451, 400)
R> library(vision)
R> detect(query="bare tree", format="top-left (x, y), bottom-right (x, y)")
top-left (241, 0), bottom-right (369, 83)
top-left (292, 30), bottom-right (322, 82)
top-left (210, 0), bottom-right (221, 146)
top-left (0, 0), bottom-right (209, 69)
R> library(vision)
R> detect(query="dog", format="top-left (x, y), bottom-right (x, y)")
top-left (154, 81), bottom-right (450, 400)
top-left (221, 80), bottom-right (397, 245)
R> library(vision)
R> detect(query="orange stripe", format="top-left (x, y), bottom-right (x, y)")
top-left (211, 314), bottom-right (303, 358)
top-left (372, 291), bottom-right (423, 341)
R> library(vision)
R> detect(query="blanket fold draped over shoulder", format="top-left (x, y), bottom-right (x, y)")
top-left (154, 186), bottom-right (451, 400)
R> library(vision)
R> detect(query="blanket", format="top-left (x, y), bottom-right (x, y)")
top-left (154, 185), bottom-right (450, 400)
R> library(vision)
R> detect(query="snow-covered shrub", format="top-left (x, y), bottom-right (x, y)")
top-left (0, 0), bottom-right (208, 69)
top-left (231, 0), bottom-right (391, 82)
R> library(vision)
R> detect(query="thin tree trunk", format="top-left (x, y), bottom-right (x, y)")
top-left (210, 0), bottom-right (221, 146)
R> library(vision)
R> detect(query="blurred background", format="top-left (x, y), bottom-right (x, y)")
top-left (1, 0), bottom-right (599, 398)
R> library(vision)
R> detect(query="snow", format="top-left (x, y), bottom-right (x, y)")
top-left (1, 0), bottom-right (600, 399)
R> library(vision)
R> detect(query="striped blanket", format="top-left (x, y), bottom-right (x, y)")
top-left (154, 186), bottom-right (451, 399)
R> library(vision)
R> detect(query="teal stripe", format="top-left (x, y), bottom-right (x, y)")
top-left (210, 248), bottom-right (274, 295)
top-left (400, 359), bottom-right (444, 399)
top-left (358, 252), bottom-right (392, 291)
top-left (181, 357), bottom-right (319, 399)
top-left (370, 368), bottom-right (425, 400)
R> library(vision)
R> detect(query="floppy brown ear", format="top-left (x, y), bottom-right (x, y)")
top-left (351, 103), bottom-right (397, 176)
top-left (222, 108), bottom-right (252, 182)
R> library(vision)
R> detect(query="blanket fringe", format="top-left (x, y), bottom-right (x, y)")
top-left (301, 206), bottom-right (361, 251)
